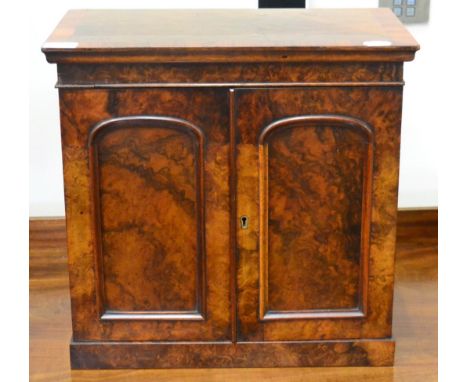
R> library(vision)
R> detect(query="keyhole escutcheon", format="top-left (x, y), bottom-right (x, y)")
top-left (240, 215), bottom-right (249, 229)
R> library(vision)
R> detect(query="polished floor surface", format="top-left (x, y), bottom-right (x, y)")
top-left (30, 217), bottom-right (437, 381)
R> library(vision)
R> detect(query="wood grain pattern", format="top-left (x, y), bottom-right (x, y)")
top-left (56, 62), bottom-right (404, 87)
top-left (89, 116), bottom-right (205, 320)
top-left (29, 214), bottom-right (437, 380)
top-left (258, 116), bottom-right (373, 320)
top-left (234, 87), bottom-right (402, 342)
top-left (42, 9), bottom-right (419, 64)
top-left (59, 88), bottom-right (232, 341)
top-left (397, 208), bottom-right (438, 242)
top-left (70, 340), bottom-right (394, 369)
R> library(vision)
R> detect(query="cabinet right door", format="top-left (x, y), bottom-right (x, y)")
top-left (233, 87), bottom-right (402, 341)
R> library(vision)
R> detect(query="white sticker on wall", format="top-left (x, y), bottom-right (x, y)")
top-left (362, 40), bottom-right (393, 47)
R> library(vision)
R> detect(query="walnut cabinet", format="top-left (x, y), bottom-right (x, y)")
top-left (42, 9), bottom-right (418, 368)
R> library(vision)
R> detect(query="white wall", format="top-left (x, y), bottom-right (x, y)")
top-left (29, 0), bottom-right (438, 216)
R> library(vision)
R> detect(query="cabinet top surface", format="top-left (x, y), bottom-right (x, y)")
top-left (42, 9), bottom-right (419, 64)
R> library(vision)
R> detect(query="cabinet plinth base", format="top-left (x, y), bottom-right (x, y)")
top-left (70, 339), bottom-right (395, 369)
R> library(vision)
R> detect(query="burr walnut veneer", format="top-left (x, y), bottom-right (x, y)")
top-left (42, 9), bottom-right (418, 369)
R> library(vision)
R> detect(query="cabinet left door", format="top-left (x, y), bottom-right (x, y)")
top-left (59, 88), bottom-right (232, 341)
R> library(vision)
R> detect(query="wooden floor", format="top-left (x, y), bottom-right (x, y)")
top-left (30, 211), bottom-right (437, 381)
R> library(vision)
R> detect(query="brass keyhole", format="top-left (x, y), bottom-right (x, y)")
top-left (240, 215), bottom-right (249, 229)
